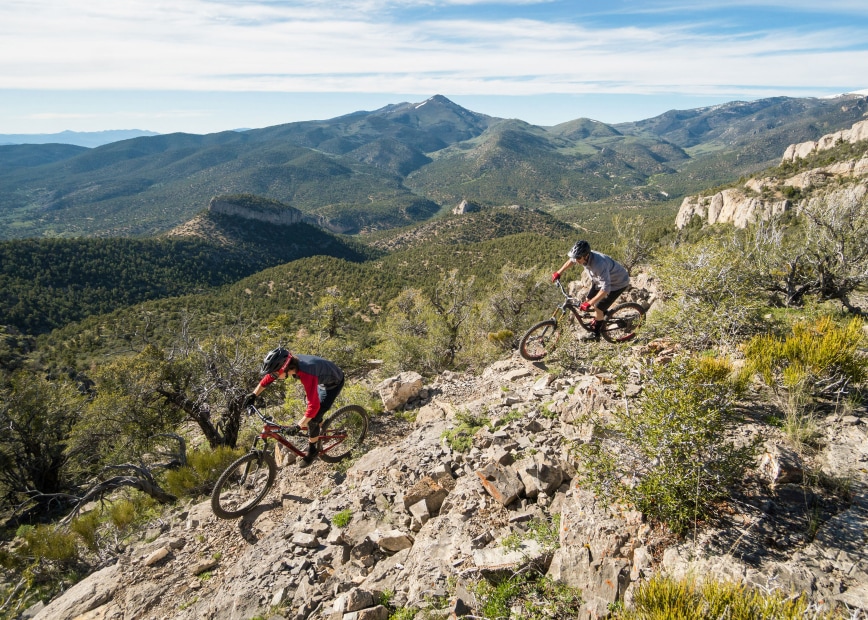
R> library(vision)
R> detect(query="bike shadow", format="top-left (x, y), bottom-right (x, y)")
top-left (238, 501), bottom-right (280, 541)
top-left (237, 494), bottom-right (316, 542)
top-left (280, 493), bottom-right (314, 505)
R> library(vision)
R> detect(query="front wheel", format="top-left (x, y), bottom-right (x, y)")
top-left (319, 405), bottom-right (368, 463)
top-left (600, 303), bottom-right (646, 344)
top-left (211, 450), bottom-right (276, 519)
top-left (519, 319), bottom-right (561, 361)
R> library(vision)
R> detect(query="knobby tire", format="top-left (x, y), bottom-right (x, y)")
top-left (318, 405), bottom-right (368, 463)
top-left (519, 319), bottom-right (561, 361)
top-left (600, 303), bottom-right (646, 344)
top-left (211, 450), bottom-right (277, 519)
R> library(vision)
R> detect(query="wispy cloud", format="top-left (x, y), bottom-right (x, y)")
top-left (1, 0), bottom-right (866, 97)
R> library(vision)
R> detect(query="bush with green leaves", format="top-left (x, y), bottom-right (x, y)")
top-left (373, 288), bottom-right (452, 375)
top-left (502, 514), bottom-right (561, 554)
top-left (3, 524), bottom-right (86, 617)
top-left (0, 372), bottom-right (86, 509)
top-left (650, 232), bottom-right (766, 349)
top-left (17, 524), bottom-right (79, 565)
top-left (574, 354), bottom-right (758, 534)
top-left (743, 316), bottom-right (866, 398)
top-left (163, 446), bottom-right (244, 497)
top-left (441, 410), bottom-right (490, 452)
top-left (472, 571), bottom-right (583, 620)
top-left (331, 508), bottom-right (353, 528)
top-left (614, 574), bottom-right (848, 620)
top-left (743, 315), bottom-right (866, 451)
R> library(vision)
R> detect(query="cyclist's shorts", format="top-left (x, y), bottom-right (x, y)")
top-left (588, 286), bottom-right (627, 312)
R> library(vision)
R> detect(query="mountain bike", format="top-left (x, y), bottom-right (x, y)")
top-left (211, 403), bottom-right (368, 519)
top-left (519, 279), bottom-right (646, 361)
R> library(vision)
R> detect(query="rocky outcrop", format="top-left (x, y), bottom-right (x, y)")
top-left (676, 119), bottom-right (868, 229)
top-left (208, 196), bottom-right (309, 226)
top-left (452, 199), bottom-right (481, 215)
top-left (782, 119), bottom-right (868, 163)
top-left (675, 189), bottom-right (790, 229)
top-left (25, 348), bottom-right (868, 620)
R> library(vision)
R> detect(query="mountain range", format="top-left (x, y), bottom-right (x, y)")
top-left (0, 129), bottom-right (160, 148)
top-left (2, 92), bottom-right (868, 340)
top-left (1, 93), bottom-right (866, 239)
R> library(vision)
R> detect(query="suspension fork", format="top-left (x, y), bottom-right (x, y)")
top-left (550, 304), bottom-right (567, 324)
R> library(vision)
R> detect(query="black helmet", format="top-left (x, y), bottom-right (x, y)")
top-left (260, 347), bottom-right (291, 375)
top-left (568, 240), bottom-right (591, 259)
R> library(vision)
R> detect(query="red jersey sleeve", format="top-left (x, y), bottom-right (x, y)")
top-left (297, 371), bottom-right (320, 419)
top-left (258, 373), bottom-right (277, 389)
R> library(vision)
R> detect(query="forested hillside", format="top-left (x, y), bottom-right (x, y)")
top-left (2, 94), bottom-right (866, 239)
top-left (36, 228), bottom-right (575, 371)
top-left (0, 218), bottom-right (376, 335)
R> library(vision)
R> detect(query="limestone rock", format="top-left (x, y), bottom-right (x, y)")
top-left (376, 372), bottom-right (423, 411)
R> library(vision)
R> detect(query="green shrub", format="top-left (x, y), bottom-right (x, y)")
top-left (743, 316), bottom-right (866, 451)
top-left (575, 355), bottom-right (758, 534)
top-left (20, 524), bottom-right (79, 564)
top-left (472, 571), bottom-right (583, 620)
top-left (614, 574), bottom-right (847, 619)
top-left (650, 233), bottom-right (766, 349)
top-left (163, 466), bottom-right (202, 498)
top-left (109, 499), bottom-right (137, 531)
top-left (441, 410), bottom-right (490, 452)
top-left (502, 514), bottom-right (561, 554)
top-left (70, 510), bottom-right (102, 551)
top-left (388, 608), bottom-right (419, 620)
top-left (106, 494), bottom-right (159, 533)
top-left (331, 509), bottom-right (353, 528)
top-left (743, 316), bottom-right (866, 397)
top-left (164, 446), bottom-right (243, 497)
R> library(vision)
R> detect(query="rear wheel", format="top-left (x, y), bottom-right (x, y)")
top-left (318, 405), bottom-right (368, 463)
top-left (519, 319), bottom-right (561, 361)
top-left (211, 451), bottom-right (276, 519)
top-left (600, 303), bottom-right (646, 343)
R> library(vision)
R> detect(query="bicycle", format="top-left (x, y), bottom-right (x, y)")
top-left (519, 279), bottom-right (646, 361)
top-left (211, 403), bottom-right (368, 519)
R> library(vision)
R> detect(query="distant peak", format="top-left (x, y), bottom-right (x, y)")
top-left (419, 94), bottom-right (457, 108)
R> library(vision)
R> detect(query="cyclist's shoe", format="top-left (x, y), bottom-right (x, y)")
top-left (298, 444), bottom-right (319, 468)
top-left (590, 319), bottom-right (602, 341)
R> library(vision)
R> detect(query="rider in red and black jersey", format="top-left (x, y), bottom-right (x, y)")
top-left (243, 348), bottom-right (344, 467)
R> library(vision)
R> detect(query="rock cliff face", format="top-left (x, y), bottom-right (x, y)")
top-left (675, 189), bottom-right (790, 229)
top-left (782, 119), bottom-right (868, 163)
top-left (676, 119), bottom-right (868, 229)
top-left (27, 336), bottom-right (868, 620)
top-left (208, 197), bottom-right (310, 227)
top-left (451, 199), bottom-right (481, 215)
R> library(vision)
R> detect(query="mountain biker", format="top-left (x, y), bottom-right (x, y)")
top-left (552, 240), bottom-right (631, 337)
top-left (243, 348), bottom-right (345, 468)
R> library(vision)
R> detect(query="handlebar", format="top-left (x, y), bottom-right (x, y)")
top-left (246, 404), bottom-right (305, 436)
top-left (553, 277), bottom-right (577, 301)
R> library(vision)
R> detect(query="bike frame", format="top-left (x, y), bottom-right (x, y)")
top-left (552, 279), bottom-right (595, 333)
top-left (248, 407), bottom-right (344, 458)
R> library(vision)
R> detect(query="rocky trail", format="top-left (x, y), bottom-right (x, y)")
top-left (22, 346), bottom-right (868, 620)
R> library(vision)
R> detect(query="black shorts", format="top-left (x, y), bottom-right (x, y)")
top-left (587, 286), bottom-right (627, 312)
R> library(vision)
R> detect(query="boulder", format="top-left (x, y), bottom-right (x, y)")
top-left (376, 372), bottom-right (424, 411)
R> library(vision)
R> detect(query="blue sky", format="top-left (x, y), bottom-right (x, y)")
top-left (1, 0), bottom-right (867, 135)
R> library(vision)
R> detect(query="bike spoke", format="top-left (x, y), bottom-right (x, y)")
top-left (600, 304), bottom-right (645, 344)
top-left (519, 320), bottom-right (560, 360)
top-left (211, 452), bottom-right (276, 519)
top-left (318, 405), bottom-right (368, 463)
